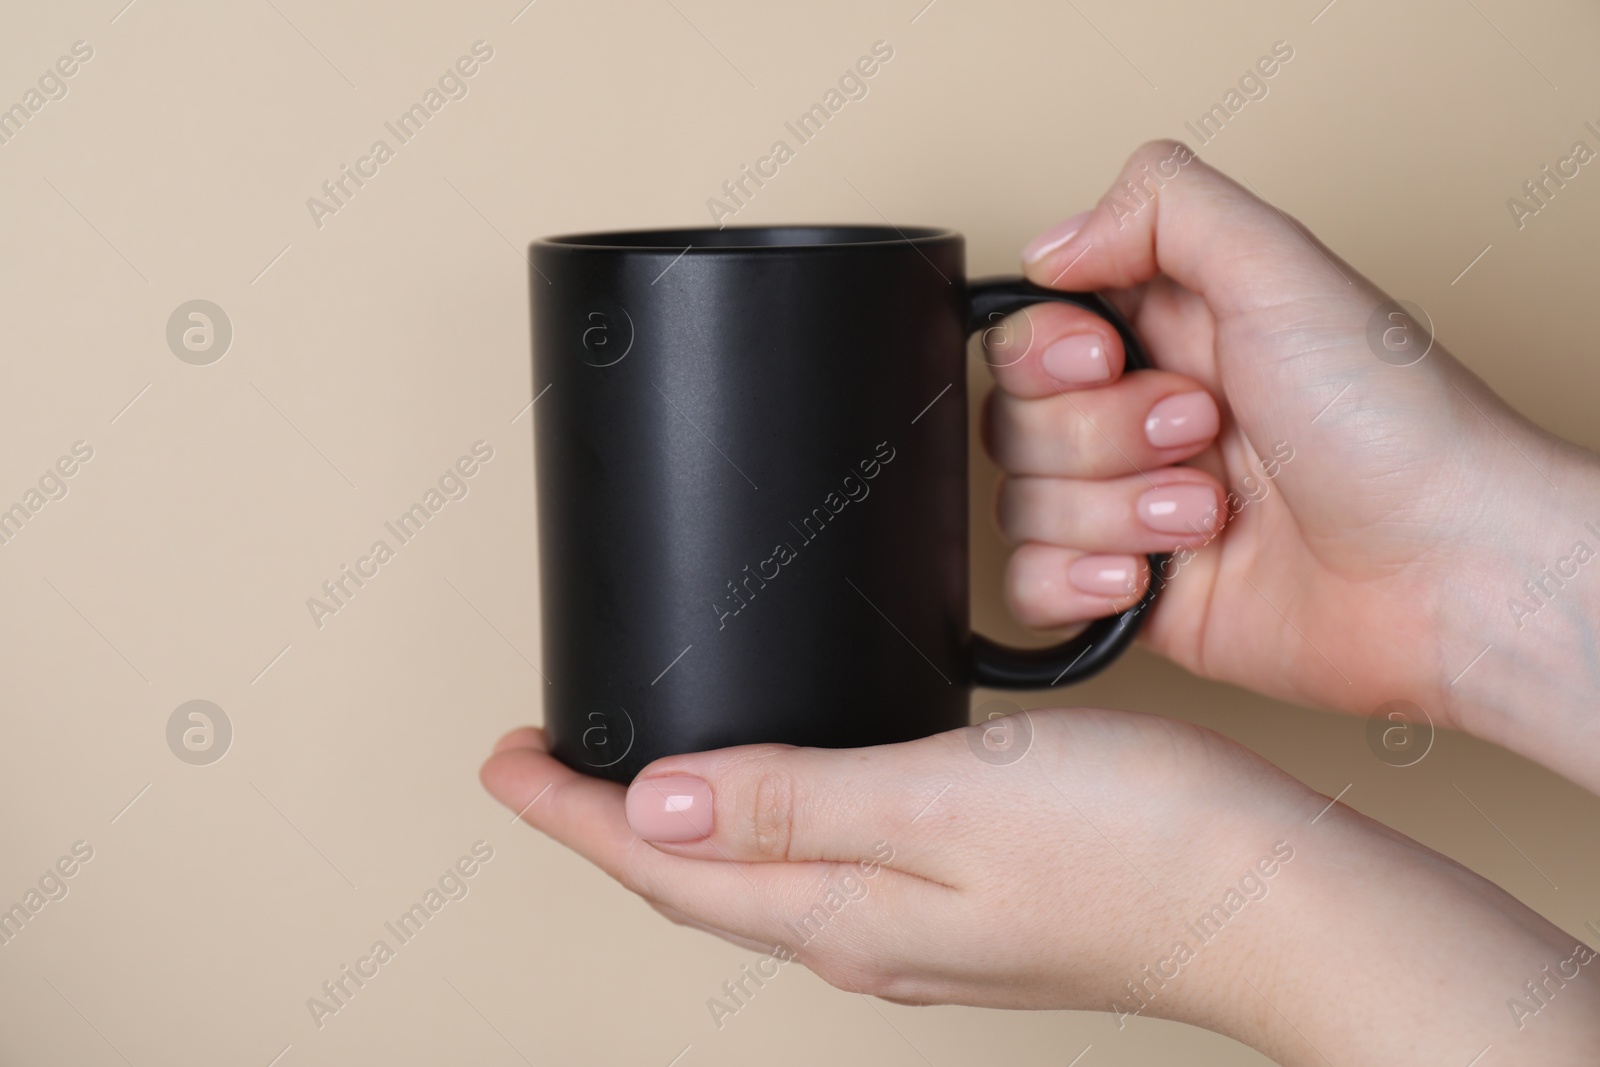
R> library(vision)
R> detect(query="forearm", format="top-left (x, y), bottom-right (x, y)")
top-left (1199, 799), bottom-right (1600, 1065)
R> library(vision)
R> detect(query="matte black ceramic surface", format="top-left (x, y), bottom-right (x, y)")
top-left (531, 225), bottom-right (1157, 782)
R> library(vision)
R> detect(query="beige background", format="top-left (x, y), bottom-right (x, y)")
top-left (2, 0), bottom-right (1598, 1063)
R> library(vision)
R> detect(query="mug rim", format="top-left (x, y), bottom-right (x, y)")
top-left (533, 223), bottom-right (958, 253)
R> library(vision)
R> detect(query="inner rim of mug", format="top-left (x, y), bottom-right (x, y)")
top-left (537, 224), bottom-right (955, 251)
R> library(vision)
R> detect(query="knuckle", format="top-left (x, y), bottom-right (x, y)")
top-left (1005, 546), bottom-right (1061, 626)
top-left (1006, 585), bottom-right (1050, 630)
top-left (813, 955), bottom-right (930, 1004)
top-left (996, 396), bottom-right (1045, 472)
top-left (868, 973), bottom-right (936, 1005)
top-left (999, 478), bottom-right (1058, 545)
top-left (809, 952), bottom-right (889, 997)
top-left (744, 764), bottom-right (800, 861)
top-left (1059, 401), bottom-right (1099, 468)
top-left (993, 476), bottom-right (1017, 539)
top-left (1134, 137), bottom-right (1187, 165)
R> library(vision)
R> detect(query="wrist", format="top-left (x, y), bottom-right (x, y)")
top-left (1083, 741), bottom-right (1327, 1036)
top-left (1434, 438), bottom-right (1600, 790)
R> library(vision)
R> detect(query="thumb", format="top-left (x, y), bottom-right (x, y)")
top-left (1018, 141), bottom-right (1484, 551)
top-left (1021, 139), bottom-right (1373, 318)
top-left (623, 737), bottom-right (959, 881)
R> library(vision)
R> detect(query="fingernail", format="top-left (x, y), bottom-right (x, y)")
top-left (1068, 554), bottom-right (1141, 597)
top-left (1137, 485), bottom-right (1220, 535)
top-left (1023, 210), bottom-right (1091, 263)
top-left (1144, 392), bottom-right (1219, 449)
top-left (1041, 334), bottom-right (1110, 384)
top-left (626, 775), bottom-right (713, 842)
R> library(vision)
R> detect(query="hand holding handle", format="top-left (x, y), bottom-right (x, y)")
top-left (966, 276), bottom-right (1164, 688)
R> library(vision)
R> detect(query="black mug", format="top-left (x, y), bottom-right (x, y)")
top-left (530, 224), bottom-right (1157, 782)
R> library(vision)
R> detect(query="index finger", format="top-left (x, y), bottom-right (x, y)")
top-left (981, 299), bottom-right (1128, 400)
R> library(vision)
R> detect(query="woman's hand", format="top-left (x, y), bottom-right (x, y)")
top-left (986, 140), bottom-right (1600, 789)
top-left (480, 714), bottom-right (1600, 1065)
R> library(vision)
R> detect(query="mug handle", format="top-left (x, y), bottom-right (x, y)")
top-left (966, 275), bottom-right (1166, 688)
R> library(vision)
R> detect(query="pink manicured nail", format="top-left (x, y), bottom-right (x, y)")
top-left (1137, 485), bottom-right (1220, 535)
top-left (1041, 334), bottom-right (1110, 384)
top-left (1144, 392), bottom-right (1219, 449)
top-left (1068, 555), bottom-right (1141, 597)
top-left (626, 775), bottom-right (713, 842)
top-left (1022, 211), bottom-right (1091, 263)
